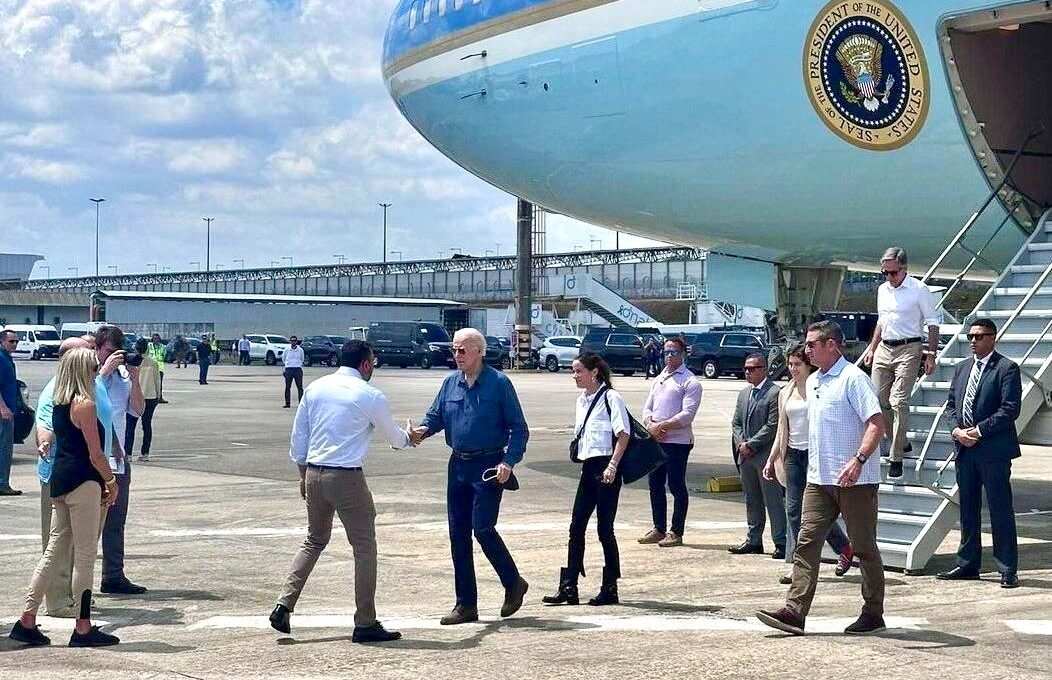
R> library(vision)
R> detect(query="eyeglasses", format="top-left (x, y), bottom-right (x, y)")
top-left (664, 350), bottom-right (682, 357)
top-left (451, 347), bottom-right (472, 355)
top-left (881, 269), bottom-right (904, 278)
top-left (744, 366), bottom-right (764, 372)
top-left (966, 333), bottom-right (993, 341)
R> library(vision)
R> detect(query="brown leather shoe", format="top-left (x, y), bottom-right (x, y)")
top-left (440, 605), bottom-right (479, 626)
top-left (658, 531), bottom-right (682, 547)
top-left (638, 528), bottom-right (666, 545)
top-left (756, 607), bottom-right (805, 635)
top-left (501, 577), bottom-right (529, 618)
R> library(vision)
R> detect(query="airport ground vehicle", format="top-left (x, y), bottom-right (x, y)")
top-left (536, 336), bottom-right (582, 372)
top-left (3, 325), bottom-right (60, 360)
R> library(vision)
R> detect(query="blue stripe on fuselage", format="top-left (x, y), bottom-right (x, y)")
top-left (383, 0), bottom-right (563, 68)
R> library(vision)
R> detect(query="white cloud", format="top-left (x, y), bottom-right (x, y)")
top-left (166, 139), bottom-right (249, 174)
top-left (1, 153), bottom-right (88, 183)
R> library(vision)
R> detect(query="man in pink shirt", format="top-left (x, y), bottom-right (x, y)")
top-left (639, 336), bottom-right (703, 547)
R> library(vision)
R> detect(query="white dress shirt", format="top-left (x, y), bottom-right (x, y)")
top-left (574, 388), bottom-right (630, 460)
top-left (877, 274), bottom-right (941, 340)
top-left (289, 367), bottom-right (409, 468)
top-left (806, 356), bottom-right (883, 486)
top-left (284, 345), bottom-right (305, 368)
top-left (964, 353), bottom-right (991, 435)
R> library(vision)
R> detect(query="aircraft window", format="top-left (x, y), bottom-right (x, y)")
top-left (438, 0), bottom-right (447, 16)
top-left (454, 0), bottom-right (464, 8)
top-left (408, 2), bottom-right (419, 29)
top-left (423, 0), bottom-right (432, 23)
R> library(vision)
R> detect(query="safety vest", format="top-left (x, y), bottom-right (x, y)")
top-left (146, 342), bottom-right (166, 371)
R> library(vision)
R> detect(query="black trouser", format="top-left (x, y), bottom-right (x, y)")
top-left (284, 367), bottom-right (304, 406)
top-left (132, 399), bottom-right (159, 455)
top-left (239, 350), bottom-right (250, 365)
top-left (956, 453), bottom-right (1018, 574)
top-left (648, 443), bottom-right (692, 535)
top-left (567, 456), bottom-right (622, 579)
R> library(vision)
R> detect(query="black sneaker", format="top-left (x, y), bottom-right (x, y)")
top-left (352, 622), bottom-right (402, 643)
top-left (0, 486), bottom-right (23, 496)
top-left (101, 578), bottom-right (147, 595)
top-left (69, 626), bottom-right (120, 647)
top-left (888, 461), bottom-right (903, 479)
top-left (9, 621), bottom-right (50, 646)
top-left (844, 613), bottom-right (886, 635)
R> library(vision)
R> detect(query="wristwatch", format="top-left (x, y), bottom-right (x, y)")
top-left (854, 453), bottom-right (868, 464)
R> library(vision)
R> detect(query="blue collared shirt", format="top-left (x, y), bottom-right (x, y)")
top-left (36, 375), bottom-right (113, 484)
top-left (421, 365), bottom-right (529, 466)
top-left (0, 347), bottom-right (17, 412)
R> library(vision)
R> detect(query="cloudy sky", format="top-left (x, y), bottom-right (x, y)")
top-left (0, 0), bottom-right (666, 279)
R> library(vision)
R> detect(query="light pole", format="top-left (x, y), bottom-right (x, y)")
top-left (334, 254), bottom-right (346, 265)
top-left (162, 266), bottom-right (172, 273)
top-left (379, 203), bottom-right (392, 263)
top-left (574, 245), bottom-right (584, 252)
top-left (495, 243), bottom-right (502, 256)
top-left (270, 260), bottom-right (279, 267)
top-left (449, 247), bottom-right (463, 255)
top-left (190, 261), bottom-right (201, 271)
top-left (282, 256), bottom-right (293, 266)
top-left (390, 250), bottom-right (403, 261)
top-left (233, 259), bottom-right (245, 269)
top-left (203, 217), bottom-right (214, 271)
top-left (90, 198), bottom-right (105, 277)
top-left (148, 263), bottom-right (158, 273)
top-left (485, 249), bottom-right (493, 257)
top-left (216, 264), bottom-right (225, 270)
top-left (589, 235), bottom-right (602, 250)
top-left (107, 265), bottom-right (117, 275)
top-left (68, 266), bottom-right (79, 277)
top-left (40, 264), bottom-right (50, 278)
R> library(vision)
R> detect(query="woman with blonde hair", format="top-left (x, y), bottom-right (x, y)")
top-left (9, 348), bottom-right (121, 647)
top-left (764, 343), bottom-right (853, 584)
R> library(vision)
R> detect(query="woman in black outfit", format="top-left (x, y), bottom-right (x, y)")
top-left (544, 353), bottom-right (631, 606)
top-left (9, 348), bottom-right (120, 647)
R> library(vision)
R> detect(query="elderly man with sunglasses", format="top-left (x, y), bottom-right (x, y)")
top-left (861, 247), bottom-right (940, 479)
top-left (412, 327), bottom-right (530, 626)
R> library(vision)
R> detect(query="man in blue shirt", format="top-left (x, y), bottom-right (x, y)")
top-left (414, 328), bottom-right (530, 625)
top-left (0, 329), bottom-right (22, 495)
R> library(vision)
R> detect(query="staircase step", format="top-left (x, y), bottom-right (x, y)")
top-left (937, 356), bottom-right (1046, 368)
top-left (878, 483), bottom-right (945, 515)
top-left (877, 511), bottom-right (930, 544)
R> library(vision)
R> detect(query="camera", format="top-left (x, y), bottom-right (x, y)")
top-left (123, 350), bottom-right (144, 367)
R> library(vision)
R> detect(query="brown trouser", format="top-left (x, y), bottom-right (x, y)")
top-left (872, 341), bottom-right (923, 462)
top-left (39, 482), bottom-right (75, 613)
top-left (278, 467), bottom-right (378, 627)
top-left (26, 481), bottom-right (104, 616)
top-left (786, 483), bottom-right (884, 620)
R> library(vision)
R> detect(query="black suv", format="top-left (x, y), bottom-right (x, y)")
top-left (485, 335), bottom-right (512, 370)
top-left (688, 331), bottom-right (785, 380)
top-left (368, 321), bottom-right (453, 369)
top-left (580, 329), bottom-right (646, 376)
top-left (302, 335), bottom-right (347, 367)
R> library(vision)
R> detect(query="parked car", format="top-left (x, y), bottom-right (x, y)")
top-left (368, 321), bottom-right (453, 369)
top-left (165, 337), bottom-right (207, 364)
top-left (59, 322), bottom-right (107, 340)
top-left (2, 324), bottom-right (61, 360)
top-left (580, 329), bottom-right (646, 376)
top-left (537, 336), bottom-right (583, 372)
top-left (687, 331), bottom-right (785, 380)
top-left (302, 335), bottom-right (346, 367)
top-left (244, 334), bottom-right (291, 366)
top-left (485, 335), bottom-right (512, 370)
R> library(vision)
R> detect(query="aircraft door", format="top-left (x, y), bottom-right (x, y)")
top-left (572, 37), bottom-right (624, 117)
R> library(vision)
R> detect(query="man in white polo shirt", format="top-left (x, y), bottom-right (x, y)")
top-left (757, 320), bottom-right (885, 637)
top-left (862, 247), bottom-right (940, 479)
top-left (282, 336), bottom-right (306, 408)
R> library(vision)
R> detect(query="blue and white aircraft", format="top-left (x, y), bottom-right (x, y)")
top-left (383, 0), bottom-right (1051, 274)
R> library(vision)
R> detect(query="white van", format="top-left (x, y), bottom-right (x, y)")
top-left (60, 322), bottom-right (107, 341)
top-left (3, 325), bottom-right (62, 360)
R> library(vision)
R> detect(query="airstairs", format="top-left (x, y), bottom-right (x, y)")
top-left (547, 274), bottom-right (659, 329)
top-left (876, 206), bottom-right (1052, 573)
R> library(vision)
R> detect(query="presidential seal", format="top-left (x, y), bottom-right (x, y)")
top-left (804, 1), bottom-right (929, 151)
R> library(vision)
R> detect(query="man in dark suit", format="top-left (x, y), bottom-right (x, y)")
top-left (731, 353), bottom-right (785, 557)
top-left (938, 318), bottom-right (1021, 588)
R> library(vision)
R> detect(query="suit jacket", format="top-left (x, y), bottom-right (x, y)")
top-left (732, 380), bottom-right (780, 467)
top-left (944, 351), bottom-right (1022, 461)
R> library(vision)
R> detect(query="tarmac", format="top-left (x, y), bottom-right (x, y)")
top-left (0, 359), bottom-right (1049, 679)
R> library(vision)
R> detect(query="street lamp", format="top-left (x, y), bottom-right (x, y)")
top-left (41, 265), bottom-right (50, 278)
top-left (282, 256), bottom-right (293, 266)
top-left (162, 266), bottom-right (172, 273)
top-left (449, 247), bottom-right (463, 255)
top-left (589, 235), bottom-right (602, 250)
top-left (203, 217), bottom-right (214, 271)
top-left (334, 254), bottom-right (346, 265)
top-left (270, 260), bottom-right (279, 267)
top-left (390, 250), bottom-right (403, 261)
top-left (379, 203), bottom-right (392, 263)
top-left (495, 243), bottom-right (502, 256)
top-left (148, 263), bottom-right (158, 273)
top-left (190, 261), bottom-right (201, 271)
top-left (233, 259), bottom-right (245, 269)
top-left (216, 264), bottom-right (225, 270)
top-left (574, 245), bottom-right (584, 252)
top-left (107, 265), bottom-right (118, 275)
top-left (89, 198), bottom-right (105, 277)
top-left (68, 266), bottom-right (79, 277)
top-left (485, 249), bottom-right (493, 257)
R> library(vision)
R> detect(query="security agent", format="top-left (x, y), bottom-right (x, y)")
top-left (938, 319), bottom-right (1022, 589)
top-left (412, 328), bottom-right (530, 625)
top-left (270, 340), bottom-right (410, 643)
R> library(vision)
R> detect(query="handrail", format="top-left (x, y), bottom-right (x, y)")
top-left (920, 128), bottom-right (1045, 285)
top-left (914, 400), bottom-right (949, 479)
top-left (936, 207), bottom-right (1019, 302)
top-left (991, 240), bottom-right (1052, 344)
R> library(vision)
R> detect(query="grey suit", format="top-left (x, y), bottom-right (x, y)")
top-left (732, 380), bottom-right (786, 549)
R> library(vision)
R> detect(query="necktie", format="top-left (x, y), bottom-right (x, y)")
top-left (962, 360), bottom-right (983, 427)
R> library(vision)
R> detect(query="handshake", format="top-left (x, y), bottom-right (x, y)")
top-left (404, 419), bottom-right (429, 447)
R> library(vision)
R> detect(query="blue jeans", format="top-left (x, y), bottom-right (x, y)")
top-left (447, 452), bottom-right (519, 608)
top-left (0, 417), bottom-right (13, 488)
top-left (199, 361), bottom-right (209, 383)
top-left (784, 447), bottom-right (849, 563)
top-left (648, 443), bottom-right (692, 534)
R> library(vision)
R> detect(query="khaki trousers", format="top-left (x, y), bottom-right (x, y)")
top-left (278, 467), bottom-right (378, 627)
top-left (26, 481), bottom-right (104, 617)
top-left (786, 483), bottom-right (885, 620)
top-left (872, 342), bottom-right (923, 461)
top-left (39, 482), bottom-right (75, 613)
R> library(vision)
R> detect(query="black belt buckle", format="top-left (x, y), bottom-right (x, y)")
top-left (883, 337), bottom-right (922, 348)
top-left (452, 448), bottom-right (503, 460)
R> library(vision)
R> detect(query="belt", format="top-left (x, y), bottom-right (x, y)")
top-left (451, 448), bottom-right (504, 460)
top-left (882, 337), bottom-right (923, 347)
top-left (306, 463), bottom-right (362, 471)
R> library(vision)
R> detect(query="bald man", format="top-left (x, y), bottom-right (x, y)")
top-left (34, 336), bottom-right (92, 616)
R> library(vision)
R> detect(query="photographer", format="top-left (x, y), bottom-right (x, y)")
top-left (95, 326), bottom-right (148, 595)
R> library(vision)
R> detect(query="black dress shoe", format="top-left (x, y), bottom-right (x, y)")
top-left (9, 621), bottom-right (50, 646)
top-left (728, 542), bottom-right (764, 555)
top-left (936, 566), bottom-right (980, 581)
top-left (101, 578), bottom-right (147, 595)
top-left (1001, 572), bottom-right (1020, 589)
top-left (0, 486), bottom-right (23, 496)
top-left (501, 576), bottom-right (529, 617)
top-left (888, 461), bottom-right (904, 479)
top-left (352, 622), bottom-right (402, 643)
top-left (68, 626), bottom-right (119, 647)
top-left (440, 605), bottom-right (479, 626)
top-left (771, 546), bottom-right (786, 560)
top-left (269, 604), bottom-right (291, 634)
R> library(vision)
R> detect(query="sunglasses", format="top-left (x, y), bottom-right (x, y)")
top-left (966, 333), bottom-right (993, 341)
top-left (664, 350), bottom-right (682, 357)
top-left (881, 269), bottom-right (904, 278)
top-left (744, 366), bottom-right (765, 372)
top-left (451, 347), bottom-right (473, 355)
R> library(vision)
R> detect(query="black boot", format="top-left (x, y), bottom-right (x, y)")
top-left (542, 567), bottom-right (579, 605)
top-left (587, 567), bottom-right (619, 606)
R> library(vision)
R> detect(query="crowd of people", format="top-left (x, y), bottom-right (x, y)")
top-left (2, 246), bottom-right (1025, 648)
